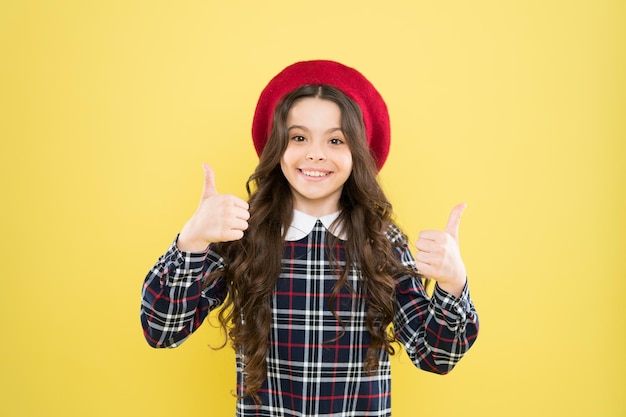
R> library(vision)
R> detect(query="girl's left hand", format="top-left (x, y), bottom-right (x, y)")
top-left (415, 203), bottom-right (468, 298)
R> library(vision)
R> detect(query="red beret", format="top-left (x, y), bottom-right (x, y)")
top-left (251, 60), bottom-right (390, 170)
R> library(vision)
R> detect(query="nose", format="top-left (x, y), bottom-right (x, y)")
top-left (305, 140), bottom-right (326, 161)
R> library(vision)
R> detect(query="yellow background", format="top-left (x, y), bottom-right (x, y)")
top-left (1, 1), bottom-right (624, 416)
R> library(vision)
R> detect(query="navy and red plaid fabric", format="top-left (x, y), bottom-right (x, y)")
top-left (141, 220), bottom-right (479, 416)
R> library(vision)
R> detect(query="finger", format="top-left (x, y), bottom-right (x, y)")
top-left (236, 207), bottom-right (251, 220)
top-left (222, 206), bottom-right (249, 230)
top-left (415, 250), bottom-right (437, 265)
top-left (418, 230), bottom-right (446, 244)
top-left (220, 195), bottom-right (250, 213)
top-left (415, 236), bottom-right (439, 252)
top-left (222, 229), bottom-right (245, 242)
top-left (201, 163), bottom-right (218, 199)
top-left (415, 262), bottom-right (436, 279)
top-left (232, 198), bottom-right (250, 211)
top-left (232, 218), bottom-right (249, 232)
top-left (224, 212), bottom-right (249, 230)
top-left (445, 203), bottom-right (467, 241)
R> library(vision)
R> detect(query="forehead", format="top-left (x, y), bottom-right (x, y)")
top-left (286, 97), bottom-right (342, 125)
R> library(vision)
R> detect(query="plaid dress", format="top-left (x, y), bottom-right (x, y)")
top-left (141, 215), bottom-right (479, 417)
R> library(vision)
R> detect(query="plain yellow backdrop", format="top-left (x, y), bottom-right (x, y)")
top-left (1, 1), bottom-right (624, 416)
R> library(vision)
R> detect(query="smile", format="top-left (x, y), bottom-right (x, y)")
top-left (300, 169), bottom-right (330, 178)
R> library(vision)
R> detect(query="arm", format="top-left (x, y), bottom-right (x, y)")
top-left (388, 223), bottom-right (479, 373)
top-left (140, 238), bottom-right (227, 348)
top-left (394, 272), bottom-right (479, 374)
top-left (141, 163), bottom-right (250, 347)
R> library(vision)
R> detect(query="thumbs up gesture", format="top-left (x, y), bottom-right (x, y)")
top-left (415, 203), bottom-right (468, 297)
top-left (177, 163), bottom-right (250, 252)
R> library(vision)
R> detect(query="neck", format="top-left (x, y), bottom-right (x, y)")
top-left (292, 202), bottom-right (340, 218)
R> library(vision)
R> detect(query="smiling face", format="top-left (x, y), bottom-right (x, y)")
top-left (280, 97), bottom-right (353, 217)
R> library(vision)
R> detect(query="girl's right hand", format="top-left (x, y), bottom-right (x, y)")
top-left (177, 163), bottom-right (250, 252)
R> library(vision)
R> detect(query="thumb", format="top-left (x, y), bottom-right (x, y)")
top-left (445, 203), bottom-right (467, 241)
top-left (201, 162), bottom-right (218, 199)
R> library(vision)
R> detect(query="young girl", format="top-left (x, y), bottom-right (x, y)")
top-left (141, 60), bottom-right (479, 417)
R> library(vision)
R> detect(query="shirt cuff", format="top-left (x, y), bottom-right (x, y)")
top-left (432, 280), bottom-right (474, 329)
top-left (160, 235), bottom-right (210, 284)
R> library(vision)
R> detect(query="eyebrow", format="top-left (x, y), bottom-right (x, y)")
top-left (287, 125), bottom-right (343, 134)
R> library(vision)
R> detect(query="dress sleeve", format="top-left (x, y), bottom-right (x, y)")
top-left (387, 224), bottom-right (479, 374)
top-left (140, 237), bottom-right (227, 348)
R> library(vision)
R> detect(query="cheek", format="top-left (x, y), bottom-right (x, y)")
top-left (280, 146), bottom-right (295, 169)
top-left (340, 151), bottom-right (353, 172)
top-left (279, 148), bottom-right (299, 181)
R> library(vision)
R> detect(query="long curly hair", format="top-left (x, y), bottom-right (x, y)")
top-left (207, 84), bottom-right (416, 402)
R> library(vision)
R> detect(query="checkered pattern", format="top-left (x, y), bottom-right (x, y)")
top-left (141, 221), bottom-right (479, 416)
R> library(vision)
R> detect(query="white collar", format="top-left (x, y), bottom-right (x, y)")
top-left (284, 209), bottom-right (346, 241)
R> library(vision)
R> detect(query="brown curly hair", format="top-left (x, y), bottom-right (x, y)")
top-left (207, 85), bottom-right (417, 403)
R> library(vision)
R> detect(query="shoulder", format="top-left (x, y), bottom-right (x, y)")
top-left (384, 222), bottom-right (420, 273)
top-left (385, 222), bottom-right (409, 245)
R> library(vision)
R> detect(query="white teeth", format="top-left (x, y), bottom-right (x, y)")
top-left (301, 170), bottom-right (329, 177)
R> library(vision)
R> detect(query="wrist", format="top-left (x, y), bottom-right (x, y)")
top-left (177, 223), bottom-right (210, 252)
top-left (436, 276), bottom-right (467, 298)
top-left (176, 235), bottom-right (209, 252)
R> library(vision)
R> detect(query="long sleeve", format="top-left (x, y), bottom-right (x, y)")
top-left (140, 238), bottom-right (227, 348)
top-left (388, 225), bottom-right (479, 374)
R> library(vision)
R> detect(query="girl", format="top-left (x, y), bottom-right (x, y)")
top-left (141, 60), bottom-right (479, 417)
